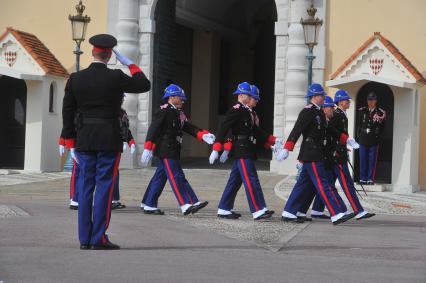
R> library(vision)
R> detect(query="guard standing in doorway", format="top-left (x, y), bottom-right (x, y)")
top-left (140, 84), bottom-right (214, 215)
top-left (357, 92), bottom-right (386, 185)
top-left (62, 33), bottom-right (150, 249)
top-left (210, 83), bottom-right (279, 220)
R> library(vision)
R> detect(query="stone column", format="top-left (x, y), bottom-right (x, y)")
top-left (271, 0), bottom-right (310, 175)
top-left (136, 1), bottom-right (157, 166)
top-left (115, 0), bottom-right (140, 168)
top-left (270, 0), bottom-right (290, 173)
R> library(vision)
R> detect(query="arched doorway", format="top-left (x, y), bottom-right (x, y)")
top-left (151, 0), bottom-right (277, 168)
top-left (354, 81), bottom-right (394, 184)
top-left (0, 75), bottom-right (27, 169)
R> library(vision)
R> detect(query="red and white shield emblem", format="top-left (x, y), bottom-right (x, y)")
top-left (369, 58), bottom-right (383, 75)
top-left (4, 51), bottom-right (18, 67)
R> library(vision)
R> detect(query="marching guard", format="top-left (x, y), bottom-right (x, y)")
top-left (210, 83), bottom-right (279, 220)
top-left (306, 91), bottom-right (375, 220)
top-left (357, 92), bottom-right (386, 185)
top-left (276, 84), bottom-right (353, 225)
top-left (62, 33), bottom-right (150, 249)
top-left (140, 84), bottom-right (214, 215)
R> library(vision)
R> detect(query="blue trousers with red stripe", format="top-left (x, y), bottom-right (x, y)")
top-left (141, 159), bottom-right (198, 207)
top-left (113, 171), bottom-right (120, 201)
top-left (309, 163), bottom-right (363, 214)
top-left (218, 159), bottom-right (267, 213)
top-left (298, 169), bottom-right (347, 214)
top-left (75, 151), bottom-right (121, 245)
top-left (70, 161), bottom-right (80, 202)
top-left (359, 144), bottom-right (379, 181)
top-left (284, 162), bottom-right (343, 217)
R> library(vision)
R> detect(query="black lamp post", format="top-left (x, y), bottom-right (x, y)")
top-left (300, 4), bottom-right (323, 89)
top-left (64, 1), bottom-right (90, 172)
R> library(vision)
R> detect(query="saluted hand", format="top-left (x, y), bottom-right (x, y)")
top-left (113, 49), bottom-right (134, 66)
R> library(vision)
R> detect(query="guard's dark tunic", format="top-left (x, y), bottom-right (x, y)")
top-left (215, 102), bottom-right (269, 160)
top-left (356, 106), bottom-right (386, 146)
top-left (62, 62), bottom-right (150, 151)
top-left (145, 103), bottom-right (202, 160)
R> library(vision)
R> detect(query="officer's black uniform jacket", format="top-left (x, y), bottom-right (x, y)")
top-left (356, 106), bottom-right (386, 146)
top-left (145, 103), bottom-right (203, 160)
top-left (285, 103), bottom-right (346, 162)
top-left (215, 102), bottom-right (270, 160)
top-left (62, 62), bottom-right (150, 151)
top-left (329, 107), bottom-right (350, 165)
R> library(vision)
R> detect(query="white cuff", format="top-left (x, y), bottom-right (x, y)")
top-left (144, 205), bottom-right (159, 211)
top-left (296, 212), bottom-right (307, 217)
top-left (311, 210), bottom-right (325, 216)
top-left (180, 204), bottom-right (192, 213)
top-left (70, 200), bottom-right (79, 206)
top-left (355, 211), bottom-right (368, 219)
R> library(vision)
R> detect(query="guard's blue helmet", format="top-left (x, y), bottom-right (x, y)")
top-left (233, 82), bottom-right (252, 95)
top-left (322, 96), bottom-right (335, 108)
top-left (334, 89), bottom-right (352, 103)
top-left (250, 85), bottom-right (260, 101)
top-left (162, 84), bottom-right (187, 101)
top-left (305, 83), bottom-right (325, 98)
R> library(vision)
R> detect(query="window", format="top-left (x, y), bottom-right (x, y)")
top-left (49, 82), bottom-right (56, 113)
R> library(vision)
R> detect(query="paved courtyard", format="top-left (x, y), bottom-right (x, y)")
top-left (0, 168), bottom-right (425, 283)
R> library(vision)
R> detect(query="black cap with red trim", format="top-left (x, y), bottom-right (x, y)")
top-left (89, 34), bottom-right (117, 52)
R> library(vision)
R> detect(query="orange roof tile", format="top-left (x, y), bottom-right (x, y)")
top-left (330, 32), bottom-right (426, 84)
top-left (0, 27), bottom-right (68, 78)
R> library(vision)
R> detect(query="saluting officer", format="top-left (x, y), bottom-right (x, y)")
top-left (62, 34), bottom-right (150, 250)
top-left (276, 84), bottom-right (352, 225)
top-left (140, 84), bottom-right (214, 215)
top-left (357, 92), bottom-right (386, 185)
top-left (210, 83), bottom-right (278, 220)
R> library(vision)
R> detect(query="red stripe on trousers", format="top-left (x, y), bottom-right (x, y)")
top-left (240, 159), bottom-right (260, 212)
top-left (105, 153), bottom-right (121, 230)
top-left (328, 185), bottom-right (341, 210)
top-left (372, 146), bottom-right (379, 181)
top-left (338, 164), bottom-right (359, 213)
top-left (164, 159), bottom-right (185, 205)
top-left (70, 160), bottom-right (77, 199)
top-left (311, 162), bottom-right (335, 216)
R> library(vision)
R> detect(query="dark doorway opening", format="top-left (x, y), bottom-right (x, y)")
top-left (0, 75), bottom-right (27, 169)
top-left (354, 82), bottom-right (394, 184)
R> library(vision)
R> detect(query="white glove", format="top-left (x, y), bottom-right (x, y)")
top-left (130, 144), bottom-right (136, 155)
top-left (271, 143), bottom-right (282, 155)
top-left (209, 150), bottom-right (219, 164)
top-left (140, 149), bottom-right (153, 166)
top-left (347, 137), bottom-right (360, 149)
top-left (123, 142), bottom-right (128, 152)
top-left (59, 145), bottom-right (65, 157)
top-left (219, 150), bottom-right (229, 163)
top-left (202, 133), bottom-right (215, 145)
top-left (113, 49), bottom-right (134, 66)
top-left (70, 148), bottom-right (79, 164)
top-left (296, 161), bottom-right (303, 170)
top-left (274, 138), bottom-right (283, 150)
top-left (276, 148), bottom-right (289, 161)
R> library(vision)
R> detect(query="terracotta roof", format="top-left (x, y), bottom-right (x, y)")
top-left (330, 32), bottom-right (426, 84)
top-left (0, 27), bottom-right (68, 78)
